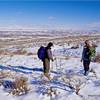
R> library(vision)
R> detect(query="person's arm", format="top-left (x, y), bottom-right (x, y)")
top-left (81, 47), bottom-right (85, 62)
top-left (47, 49), bottom-right (53, 61)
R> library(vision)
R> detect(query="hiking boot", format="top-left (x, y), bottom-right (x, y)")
top-left (84, 71), bottom-right (89, 76)
top-left (44, 73), bottom-right (51, 80)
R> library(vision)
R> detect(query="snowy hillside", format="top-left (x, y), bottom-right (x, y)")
top-left (0, 43), bottom-right (100, 100)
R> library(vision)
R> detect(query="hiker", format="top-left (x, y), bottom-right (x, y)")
top-left (43, 42), bottom-right (54, 79)
top-left (38, 42), bottom-right (54, 79)
top-left (81, 40), bottom-right (96, 75)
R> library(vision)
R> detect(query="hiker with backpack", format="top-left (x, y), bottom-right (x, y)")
top-left (38, 42), bottom-right (54, 79)
top-left (81, 40), bottom-right (96, 76)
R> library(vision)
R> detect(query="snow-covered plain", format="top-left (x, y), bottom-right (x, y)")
top-left (0, 43), bottom-right (100, 100)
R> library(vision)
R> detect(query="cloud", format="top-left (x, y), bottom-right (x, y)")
top-left (87, 22), bottom-right (100, 28)
top-left (48, 16), bottom-right (56, 20)
top-left (0, 19), bottom-right (16, 22)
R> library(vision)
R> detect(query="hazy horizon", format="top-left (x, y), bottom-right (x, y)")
top-left (0, 1), bottom-right (100, 30)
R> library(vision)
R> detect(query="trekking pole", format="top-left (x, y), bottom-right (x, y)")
top-left (55, 57), bottom-right (58, 71)
top-left (51, 57), bottom-right (56, 72)
top-left (60, 58), bottom-right (62, 70)
top-left (51, 60), bottom-right (53, 72)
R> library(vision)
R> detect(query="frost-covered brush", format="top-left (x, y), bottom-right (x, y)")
top-left (54, 56), bottom-right (69, 71)
top-left (54, 57), bottom-right (62, 72)
top-left (61, 77), bottom-right (75, 90)
top-left (90, 68), bottom-right (97, 78)
top-left (61, 75), bottom-right (86, 94)
top-left (43, 87), bottom-right (58, 100)
top-left (8, 71), bottom-right (17, 79)
top-left (75, 84), bottom-right (81, 95)
top-left (0, 71), bottom-right (10, 79)
top-left (10, 77), bottom-right (30, 96)
top-left (0, 70), bottom-right (16, 79)
top-left (74, 79), bottom-right (86, 95)
top-left (0, 80), bottom-right (3, 86)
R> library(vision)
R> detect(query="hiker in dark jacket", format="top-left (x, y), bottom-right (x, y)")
top-left (81, 40), bottom-right (93, 75)
top-left (43, 42), bottom-right (54, 79)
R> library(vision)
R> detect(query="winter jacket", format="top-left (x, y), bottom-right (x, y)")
top-left (82, 46), bottom-right (96, 61)
top-left (82, 46), bottom-right (90, 61)
top-left (45, 47), bottom-right (53, 60)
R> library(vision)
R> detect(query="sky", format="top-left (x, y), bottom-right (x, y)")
top-left (0, 0), bottom-right (100, 30)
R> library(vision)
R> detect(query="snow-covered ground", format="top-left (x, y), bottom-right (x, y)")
top-left (0, 43), bottom-right (100, 100)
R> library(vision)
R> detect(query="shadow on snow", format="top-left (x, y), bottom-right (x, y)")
top-left (0, 65), bottom-right (60, 75)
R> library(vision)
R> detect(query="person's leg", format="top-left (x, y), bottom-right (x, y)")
top-left (83, 61), bottom-right (86, 75)
top-left (43, 60), bottom-right (46, 74)
top-left (87, 61), bottom-right (90, 72)
top-left (43, 59), bottom-right (50, 79)
top-left (83, 60), bottom-right (90, 75)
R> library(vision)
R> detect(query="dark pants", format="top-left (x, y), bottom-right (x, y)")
top-left (83, 60), bottom-right (90, 73)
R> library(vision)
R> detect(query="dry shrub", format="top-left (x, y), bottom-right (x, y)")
top-left (43, 87), bottom-right (58, 99)
top-left (0, 71), bottom-right (10, 79)
top-left (12, 49), bottom-right (27, 55)
top-left (65, 56), bottom-right (70, 60)
top-left (55, 56), bottom-right (70, 60)
top-left (62, 75), bottom-right (86, 95)
top-left (0, 50), bottom-right (4, 55)
top-left (0, 50), bottom-right (9, 55)
top-left (71, 45), bottom-right (79, 49)
top-left (11, 77), bottom-right (29, 96)
top-left (95, 54), bottom-right (100, 63)
top-left (27, 52), bottom-right (33, 56)
top-left (0, 70), bottom-right (17, 80)
top-left (75, 85), bottom-right (81, 95)
top-left (0, 72), bottom-right (30, 96)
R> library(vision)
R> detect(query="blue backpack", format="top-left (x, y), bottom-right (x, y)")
top-left (37, 46), bottom-right (46, 60)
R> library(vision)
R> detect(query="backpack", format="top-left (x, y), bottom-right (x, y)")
top-left (89, 47), bottom-right (96, 61)
top-left (37, 46), bottom-right (46, 60)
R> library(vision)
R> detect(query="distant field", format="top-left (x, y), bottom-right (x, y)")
top-left (0, 35), bottom-right (100, 55)
top-left (0, 35), bottom-right (100, 47)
